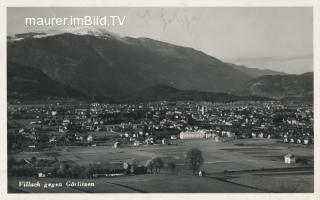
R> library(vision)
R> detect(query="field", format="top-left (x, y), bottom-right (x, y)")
top-left (8, 139), bottom-right (314, 193)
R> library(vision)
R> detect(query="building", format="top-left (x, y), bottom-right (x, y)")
top-left (226, 131), bottom-right (235, 138)
top-left (133, 140), bottom-right (140, 146)
top-left (284, 154), bottom-right (296, 164)
top-left (38, 172), bottom-right (46, 178)
top-left (162, 138), bottom-right (169, 145)
top-left (205, 133), bottom-right (213, 138)
top-left (113, 142), bottom-right (120, 148)
top-left (180, 130), bottom-right (205, 139)
top-left (198, 170), bottom-right (205, 177)
top-left (145, 137), bottom-right (154, 145)
top-left (170, 135), bottom-right (177, 140)
top-left (87, 135), bottom-right (93, 143)
top-left (201, 106), bottom-right (207, 115)
top-left (49, 136), bottom-right (56, 144)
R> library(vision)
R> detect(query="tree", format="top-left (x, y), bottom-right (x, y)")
top-left (167, 161), bottom-right (176, 172)
top-left (70, 164), bottom-right (83, 178)
top-left (152, 157), bottom-right (164, 173)
top-left (145, 159), bottom-right (154, 173)
top-left (83, 165), bottom-right (94, 178)
top-left (186, 148), bottom-right (204, 175)
top-left (57, 163), bottom-right (68, 177)
top-left (37, 133), bottom-right (49, 144)
top-left (129, 159), bottom-right (140, 174)
top-left (31, 156), bottom-right (37, 163)
top-left (131, 159), bottom-right (140, 167)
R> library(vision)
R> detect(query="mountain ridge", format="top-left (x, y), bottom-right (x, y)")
top-left (7, 29), bottom-right (311, 101)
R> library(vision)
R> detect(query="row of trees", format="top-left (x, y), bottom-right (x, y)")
top-left (145, 148), bottom-right (204, 175)
top-left (8, 158), bottom-right (128, 178)
top-left (8, 148), bottom-right (205, 178)
top-left (145, 157), bottom-right (165, 173)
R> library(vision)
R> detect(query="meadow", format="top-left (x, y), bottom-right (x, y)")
top-left (8, 138), bottom-right (314, 193)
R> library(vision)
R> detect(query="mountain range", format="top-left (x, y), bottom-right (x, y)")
top-left (7, 28), bottom-right (313, 102)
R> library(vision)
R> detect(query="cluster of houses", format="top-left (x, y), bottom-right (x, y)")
top-left (283, 134), bottom-right (312, 145)
top-left (8, 100), bottom-right (314, 151)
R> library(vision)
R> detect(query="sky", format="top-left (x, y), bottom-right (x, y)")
top-left (7, 7), bottom-right (313, 74)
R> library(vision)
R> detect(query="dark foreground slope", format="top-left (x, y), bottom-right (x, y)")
top-left (8, 62), bottom-right (85, 99)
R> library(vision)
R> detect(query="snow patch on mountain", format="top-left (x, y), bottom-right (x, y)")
top-left (8, 27), bottom-right (123, 41)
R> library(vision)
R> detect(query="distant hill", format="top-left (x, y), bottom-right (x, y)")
top-left (116, 85), bottom-right (273, 103)
top-left (228, 63), bottom-right (287, 77)
top-left (241, 72), bottom-right (313, 99)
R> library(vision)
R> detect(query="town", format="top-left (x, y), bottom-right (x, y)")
top-left (7, 100), bottom-right (314, 192)
top-left (8, 100), bottom-right (314, 150)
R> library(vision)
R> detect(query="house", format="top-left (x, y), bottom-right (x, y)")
top-left (198, 170), bottom-right (205, 177)
top-left (38, 172), bottom-right (46, 178)
top-left (87, 135), bottom-right (93, 143)
top-left (226, 131), bottom-right (235, 138)
top-left (284, 154), bottom-right (296, 164)
top-left (59, 127), bottom-right (65, 133)
top-left (170, 135), bottom-right (177, 140)
top-left (114, 142), bottom-right (120, 148)
top-left (75, 134), bottom-right (84, 142)
top-left (133, 140), bottom-right (140, 146)
top-left (145, 137), bottom-right (154, 145)
top-left (162, 138), bottom-right (168, 145)
top-left (62, 119), bottom-right (70, 126)
top-left (180, 130), bottom-right (205, 139)
top-left (49, 136), bottom-right (56, 144)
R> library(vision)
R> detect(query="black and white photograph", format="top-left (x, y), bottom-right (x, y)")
top-left (5, 6), bottom-right (315, 194)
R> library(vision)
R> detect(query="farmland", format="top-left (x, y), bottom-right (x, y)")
top-left (8, 138), bottom-right (313, 193)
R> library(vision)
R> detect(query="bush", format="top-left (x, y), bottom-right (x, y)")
top-left (167, 161), bottom-right (176, 171)
top-left (152, 157), bottom-right (164, 173)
